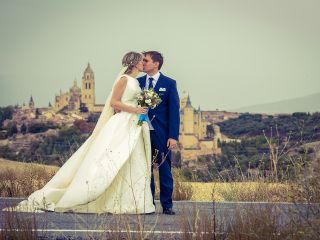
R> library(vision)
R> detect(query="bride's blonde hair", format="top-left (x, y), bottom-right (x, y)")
top-left (122, 51), bottom-right (143, 74)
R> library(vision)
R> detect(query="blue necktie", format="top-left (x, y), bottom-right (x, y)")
top-left (148, 77), bottom-right (154, 89)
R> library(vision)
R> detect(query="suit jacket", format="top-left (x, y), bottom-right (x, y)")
top-left (137, 73), bottom-right (180, 142)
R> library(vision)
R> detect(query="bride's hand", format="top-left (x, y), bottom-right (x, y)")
top-left (135, 107), bottom-right (148, 114)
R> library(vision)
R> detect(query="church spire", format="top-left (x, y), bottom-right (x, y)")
top-left (29, 95), bottom-right (35, 108)
top-left (73, 78), bottom-right (77, 87)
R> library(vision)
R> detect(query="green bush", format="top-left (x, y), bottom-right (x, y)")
top-left (6, 123), bottom-right (18, 136)
top-left (0, 145), bottom-right (16, 160)
top-left (0, 106), bottom-right (14, 128)
top-left (28, 121), bottom-right (58, 133)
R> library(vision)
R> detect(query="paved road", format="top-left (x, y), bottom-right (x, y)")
top-left (0, 197), bottom-right (315, 239)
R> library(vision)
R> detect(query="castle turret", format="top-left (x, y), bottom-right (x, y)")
top-left (183, 94), bottom-right (195, 134)
top-left (185, 94), bottom-right (192, 107)
top-left (180, 90), bottom-right (188, 108)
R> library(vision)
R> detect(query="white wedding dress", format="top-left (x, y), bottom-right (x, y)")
top-left (7, 74), bottom-right (155, 214)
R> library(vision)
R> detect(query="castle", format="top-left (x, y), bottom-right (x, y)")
top-left (53, 63), bottom-right (104, 113)
top-left (179, 91), bottom-right (223, 161)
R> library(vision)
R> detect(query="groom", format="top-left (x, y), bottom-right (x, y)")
top-left (138, 51), bottom-right (180, 215)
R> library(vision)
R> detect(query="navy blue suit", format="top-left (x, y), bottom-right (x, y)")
top-left (137, 72), bottom-right (180, 209)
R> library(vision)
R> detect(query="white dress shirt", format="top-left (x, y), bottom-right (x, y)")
top-left (145, 71), bottom-right (160, 89)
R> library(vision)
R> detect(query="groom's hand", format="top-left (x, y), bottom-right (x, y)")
top-left (167, 138), bottom-right (178, 150)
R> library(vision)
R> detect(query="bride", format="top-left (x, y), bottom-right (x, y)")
top-left (7, 52), bottom-right (156, 214)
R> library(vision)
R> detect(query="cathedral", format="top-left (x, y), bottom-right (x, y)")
top-left (53, 63), bottom-right (103, 113)
top-left (179, 91), bottom-right (222, 161)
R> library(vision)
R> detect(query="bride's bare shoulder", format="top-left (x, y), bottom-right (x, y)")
top-left (119, 75), bottom-right (128, 81)
top-left (116, 75), bottom-right (128, 85)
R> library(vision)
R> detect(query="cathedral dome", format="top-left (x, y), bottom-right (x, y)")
top-left (70, 79), bottom-right (81, 92)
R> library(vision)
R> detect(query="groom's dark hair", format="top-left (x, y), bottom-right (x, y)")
top-left (143, 51), bottom-right (163, 70)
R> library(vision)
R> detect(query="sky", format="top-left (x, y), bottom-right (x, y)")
top-left (0, 0), bottom-right (319, 111)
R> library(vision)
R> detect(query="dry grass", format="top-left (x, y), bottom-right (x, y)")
top-left (0, 159), bottom-right (293, 203)
top-left (0, 158), bottom-right (57, 197)
top-left (186, 181), bottom-right (291, 202)
top-left (0, 158), bottom-right (58, 173)
top-left (180, 203), bottom-right (319, 240)
top-left (153, 168), bottom-right (194, 201)
top-left (0, 207), bottom-right (41, 240)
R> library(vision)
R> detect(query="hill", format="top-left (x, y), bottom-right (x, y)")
top-left (233, 92), bottom-right (320, 114)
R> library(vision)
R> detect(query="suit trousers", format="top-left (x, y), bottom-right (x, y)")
top-left (150, 131), bottom-right (173, 209)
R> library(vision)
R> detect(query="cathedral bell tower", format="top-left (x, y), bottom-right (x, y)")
top-left (81, 63), bottom-right (95, 111)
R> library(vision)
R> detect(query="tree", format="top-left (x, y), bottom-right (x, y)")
top-left (20, 123), bottom-right (27, 134)
top-left (27, 122), bottom-right (58, 133)
top-left (87, 113), bottom-right (100, 123)
top-left (73, 119), bottom-right (95, 134)
top-left (80, 103), bottom-right (88, 113)
top-left (206, 124), bottom-right (215, 138)
top-left (7, 122), bottom-right (18, 136)
top-left (35, 108), bottom-right (41, 119)
top-left (0, 106), bottom-right (14, 128)
top-left (0, 145), bottom-right (16, 160)
top-left (28, 123), bottom-right (45, 133)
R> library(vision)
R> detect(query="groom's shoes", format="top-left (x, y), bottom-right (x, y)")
top-left (162, 208), bottom-right (175, 215)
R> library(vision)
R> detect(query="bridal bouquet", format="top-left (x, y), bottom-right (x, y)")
top-left (136, 88), bottom-right (162, 126)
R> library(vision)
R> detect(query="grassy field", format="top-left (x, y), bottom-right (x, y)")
top-left (0, 158), bottom-right (58, 173)
top-left (0, 158), bottom-right (58, 197)
top-left (0, 158), bottom-right (293, 202)
top-left (185, 182), bottom-right (291, 202)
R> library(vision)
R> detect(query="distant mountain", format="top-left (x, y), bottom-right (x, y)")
top-left (233, 92), bottom-right (320, 114)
